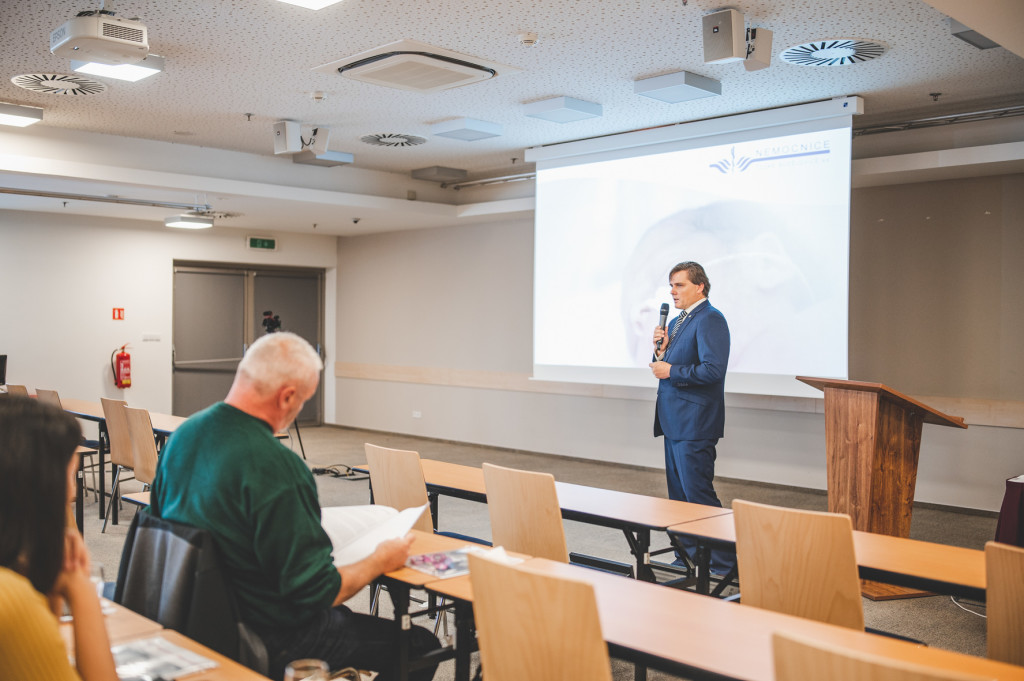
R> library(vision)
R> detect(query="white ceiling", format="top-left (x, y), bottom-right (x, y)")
top-left (0, 0), bottom-right (1022, 235)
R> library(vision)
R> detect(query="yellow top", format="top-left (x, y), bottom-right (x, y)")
top-left (0, 566), bottom-right (81, 681)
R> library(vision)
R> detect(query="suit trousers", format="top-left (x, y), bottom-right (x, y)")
top-left (664, 437), bottom-right (735, 574)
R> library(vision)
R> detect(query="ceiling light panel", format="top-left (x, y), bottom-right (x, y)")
top-left (72, 54), bottom-right (164, 82)
top-left (430, 117), bottom-right (502, 141)
top-left (0, 102), bottom-right (43, 127)
top-left (277, 0), bottom-right (346, 9)
top-left (524, 96), bottom-right (602, 123)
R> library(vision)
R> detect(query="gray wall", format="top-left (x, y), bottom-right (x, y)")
top-left (334, 173), bottom-right (1024, 511)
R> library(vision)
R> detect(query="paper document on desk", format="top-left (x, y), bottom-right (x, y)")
top-left (111, 635), bottom-right (216, 680)
top-left (323, 503), bottom-right (427, 566)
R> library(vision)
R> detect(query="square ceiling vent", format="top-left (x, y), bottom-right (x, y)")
top-left (313, 39), bottom-right (520, 93)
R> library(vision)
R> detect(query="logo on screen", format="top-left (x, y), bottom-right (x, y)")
top-left (710, 144), bottom-right (831, 174)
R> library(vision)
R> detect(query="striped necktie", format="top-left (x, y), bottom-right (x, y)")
top-left (667, 310), bottom-right (688, 345)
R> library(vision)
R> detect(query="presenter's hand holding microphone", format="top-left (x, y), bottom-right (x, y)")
top-left (650, 303), bottom-right (672, 379)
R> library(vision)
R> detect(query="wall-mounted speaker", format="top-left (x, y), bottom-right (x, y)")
top-left (703, 9), bottom-right (746, 64)
top-left (273, 120), bottom-right (301, 154)
top-left (744, 27), bottom-right (773, 71)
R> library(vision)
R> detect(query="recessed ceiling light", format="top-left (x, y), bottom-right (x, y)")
top-left (165, 214), bottom-right (214, 229)
top-left (276, 0), bottom-right (345, 9)
top-left (71, 54), bottom-right (164, 82)
top-left (0, 102), bottom-right (43, 127)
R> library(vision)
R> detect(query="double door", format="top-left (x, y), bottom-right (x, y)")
top-left (172, 263), bottom-right (324, 423)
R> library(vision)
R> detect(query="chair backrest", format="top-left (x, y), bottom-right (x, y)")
top-left (986, 540), bottom-right (1024, 665)
top-left (482, 463), bottom-right (568, 562)
top-left (124, 407), bottom-right (159, 486)
top-left (772, 631), bottom-right (993, 681)
top-left (364, 443), bottom-right (434, 533)
top-left (733, 499), bottom-right (864, 630)
top-left (114, 510), bottom-right (267, 674)
top-left (35, 388), bottom-right (62, 407)
top-left (100, 398), bottom-right (133, 468)
top-left (468, 553), bottom-right (612, 681)
top-left (3, 384), bottom-right (28, 396)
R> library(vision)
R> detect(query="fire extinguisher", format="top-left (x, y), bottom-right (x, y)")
top-left (111, 344), bottom-right (131, 389)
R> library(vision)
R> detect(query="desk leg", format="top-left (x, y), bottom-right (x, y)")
top-left (98, 422), bottom-right (108, 520)
top-left (429, 492), bottom-right (439, 531)
top-left (389, 580), bottom-right (413, 681)
top-left (635, 661), bottom-right (648, 681)
top-left (76, 454), bottom-right (84, 534)
top-left (623, 528), bottom-right (654, 582)
top-left (453, 601), bottom-right (474, 681)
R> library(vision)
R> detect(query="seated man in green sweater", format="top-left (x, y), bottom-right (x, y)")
top-left (150, 332), bottom-right (440, 680)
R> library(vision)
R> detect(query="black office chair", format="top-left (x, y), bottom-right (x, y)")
top-left (113, 509), bottom-right (268, 674)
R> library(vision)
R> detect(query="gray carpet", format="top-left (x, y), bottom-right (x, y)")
top-left (82, 425), bottom-right (994, 680)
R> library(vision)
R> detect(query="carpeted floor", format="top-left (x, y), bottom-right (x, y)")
top-left (82, 424), bottom-right (995, 680)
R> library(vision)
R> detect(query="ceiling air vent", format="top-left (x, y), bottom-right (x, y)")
top-left (11, 73), bottom-right (107, 95)
top-left (313, 39), bottom-right (519, 94)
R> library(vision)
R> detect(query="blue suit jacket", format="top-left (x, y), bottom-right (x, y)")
top-left (653, 299), bottom-right (730, 441)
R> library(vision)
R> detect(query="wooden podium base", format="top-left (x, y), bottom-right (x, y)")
top-left (862, 579), bottom-right (932, 601)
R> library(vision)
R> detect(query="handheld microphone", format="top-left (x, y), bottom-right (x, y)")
top-left (656, 303), bottom-right (670, 350)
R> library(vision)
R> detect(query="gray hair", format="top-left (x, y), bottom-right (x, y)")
top-left (236, 332), bottom-right (323, 396)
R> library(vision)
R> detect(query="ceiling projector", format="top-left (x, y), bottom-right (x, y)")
top-left (50, 13), bottom-right (149, 65)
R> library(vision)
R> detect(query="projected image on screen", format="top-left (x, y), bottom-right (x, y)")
top-left (534, 124), bottom-right (850, 395)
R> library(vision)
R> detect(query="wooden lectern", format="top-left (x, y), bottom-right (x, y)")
top-left (797, 377), bottom-right (967, 599)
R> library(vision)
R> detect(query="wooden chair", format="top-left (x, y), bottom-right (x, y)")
top-left (468, 552), bottom-right (612, 681)
top-left (772, 631), bottom-right (992, 681)
top-left (364, 443), bottom-right (434, 533)
top-left (101, 397), bottom-right (134, 532)
top-left (36, 388), bottom-right (100, 501)
top-left (3, 383), bottom-right (28, 396)
top-left (122, 406), bottom-right (159, 510)
top-left (986, 540), bottom-right (1024, 665)
top-left (482, 463), bottom-right (569, 562)
top-left (733, 499), bottom-right (864, 630)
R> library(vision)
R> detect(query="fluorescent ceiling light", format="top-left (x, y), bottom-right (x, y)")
top-left (72, 54), bottom-right (165, 82)
top-left (0, 102), bottom-right (43, 127)
top-left (276, 0), bottom-right (345, 9)
top-left (165, 214), bottom-right (214, 229)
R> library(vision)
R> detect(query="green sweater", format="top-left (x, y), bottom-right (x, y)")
top-left (150, 402), bottom-right (341, 629)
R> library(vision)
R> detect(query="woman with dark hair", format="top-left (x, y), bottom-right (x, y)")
top-left (0, 396), bottom-right (117, 681)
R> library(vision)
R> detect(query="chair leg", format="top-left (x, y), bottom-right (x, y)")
top-left (369, 582), bottom-right (382, 616)
top-left (432, 596), bottom-right (449, 637)
top-left (101, 466), bottom-right (122, 533)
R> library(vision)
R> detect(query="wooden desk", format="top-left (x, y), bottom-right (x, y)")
top-left (427, 558), bottom-right (1021, 681)
top-left (362, 459), bottom-right (732, 581)
top-left (378, 529), bottom-right (504, 681)
top-left (668, 513), bottom-right (987, 601)
top-left (61, 399), bottom-right (284, 526)
top-left (62, 600), bottom-right (268, 680)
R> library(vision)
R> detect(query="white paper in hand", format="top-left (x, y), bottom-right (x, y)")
top-left (323, 504), bottom-right (428, 566)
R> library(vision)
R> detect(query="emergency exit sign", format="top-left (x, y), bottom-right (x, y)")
top-left (247, 236), bottom-right (277, 251)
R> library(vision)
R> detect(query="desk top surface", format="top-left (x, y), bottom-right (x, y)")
top-left (62, 398), bottom-right (287, 438)
top-left (428, 558), bottom-right (1017, 681)
top-left (668, 513), bottom-right (986, 592)
top-left (61, 601), bottom-right (268, 680)
top-left (62, 398), bottom-right (188, 434)
top-left (418, 458), bottom-right (732, 530)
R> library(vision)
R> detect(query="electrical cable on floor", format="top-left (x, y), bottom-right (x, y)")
top-left (311, 464), bottom-right (369, 481)
top-left (950, 595), bottom-right (986, 618)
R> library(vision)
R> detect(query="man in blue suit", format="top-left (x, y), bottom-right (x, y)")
top-left (650, 261), bottom-right (734, 574)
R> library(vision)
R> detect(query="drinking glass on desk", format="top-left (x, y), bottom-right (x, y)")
top-left (285, 658), bottom-right (329, 681)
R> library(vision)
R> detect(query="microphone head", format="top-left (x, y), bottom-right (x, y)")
top-left (660, 303), bottom-right (670, 315)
